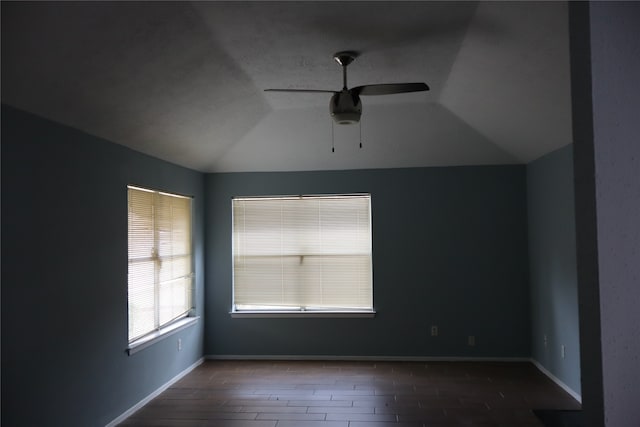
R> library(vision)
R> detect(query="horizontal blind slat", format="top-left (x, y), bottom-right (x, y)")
top-left (233, 195), bottom-right (372, 311)
top-left (128, 186), bottom-right (193, 342)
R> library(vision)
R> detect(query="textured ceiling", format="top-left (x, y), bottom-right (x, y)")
top-left (1, 1), bottom-right (572, 172)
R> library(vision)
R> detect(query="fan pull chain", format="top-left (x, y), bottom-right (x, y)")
top-left (359, 120), bottom-right (363, 149)
top-left (331, 119), bottom-right (335, 153)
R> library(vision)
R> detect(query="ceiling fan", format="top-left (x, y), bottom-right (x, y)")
top-left (265, 51), bottom-right (429, 125)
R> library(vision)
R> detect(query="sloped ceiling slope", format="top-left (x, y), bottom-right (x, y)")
top-left (1, 1), bottom-right (571, 172)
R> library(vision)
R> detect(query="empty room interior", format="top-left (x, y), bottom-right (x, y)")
top-left (1, 2), bottom-right (638, 427)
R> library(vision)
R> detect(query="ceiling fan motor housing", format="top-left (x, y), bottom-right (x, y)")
top-left (330, 90), bottom-right (362, 124)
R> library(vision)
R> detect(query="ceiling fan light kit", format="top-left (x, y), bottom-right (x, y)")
top-left (265, 51), bottom-right (429, 126)
top-left (330, 90), bottom-right (362, 125)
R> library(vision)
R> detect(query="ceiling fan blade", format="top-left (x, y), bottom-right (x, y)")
top-left (354, 83), bottom-right (429, 96)
top-left (264, 89), bottom-right (336, 94)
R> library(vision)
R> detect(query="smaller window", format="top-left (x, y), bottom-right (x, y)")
top-left (232, 194), bottom-right (373, 315)
top-left (128, 186), bottom-right (193, 343)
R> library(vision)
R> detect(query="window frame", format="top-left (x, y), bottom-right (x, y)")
top-left (230, 193), bottom-right (375, 318)
top-left (126, 185), bottom-right (198, 354)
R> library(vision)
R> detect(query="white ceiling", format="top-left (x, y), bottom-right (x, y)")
top-left (1, 1), bottom-right (572, 173)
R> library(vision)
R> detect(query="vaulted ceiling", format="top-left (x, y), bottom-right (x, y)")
top-left (1, 1), bottom-right (572, 173)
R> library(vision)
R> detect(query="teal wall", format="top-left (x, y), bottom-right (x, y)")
top-left (205, 166), bottom-right (531, 357)
top-left (1, 105), bottom-right (205, 427)
top-left (2, 104), bottom-right (584, 426)
top-left (527, 144), bottom-right (581, 395)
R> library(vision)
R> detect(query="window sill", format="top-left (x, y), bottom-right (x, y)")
top-left (230, 311), bottom-right (376, 318)
top-left (127, 316), bottom-right (200, 356)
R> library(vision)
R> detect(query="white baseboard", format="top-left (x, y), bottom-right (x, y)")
top-left (205, 354), bottom-right (531, 363)
top-left (531, 358), bottom-right (582, 403)
top-left (105, 357), bottom-right (204, 427)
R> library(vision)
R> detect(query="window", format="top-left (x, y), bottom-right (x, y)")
top-left (232, 194), bottom-right (373, 315)
top-left (128, 186), bottom-right (193, 343)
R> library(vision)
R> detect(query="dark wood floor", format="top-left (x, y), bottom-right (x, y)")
top-left (118, 360), bottom-right (581, 427)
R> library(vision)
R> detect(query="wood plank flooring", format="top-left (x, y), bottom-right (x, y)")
top-left (118, 360), bottom-right (580, 427)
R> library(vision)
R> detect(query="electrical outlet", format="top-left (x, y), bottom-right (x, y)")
top-left (178, 338), bottom-right (182, 351)
top-left (468, 335), bottom-right (475, 346)
top-left (431, 326), bottom-right (438, 337)
top-left (561, 345), bottom-right (565, 359)
top-left (544, 334), bottom-right (548, 348)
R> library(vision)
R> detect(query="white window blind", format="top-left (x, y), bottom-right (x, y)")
top-left (232, 194), bottom-right (373, 312)
top-left (128, 186), bottom-right (193, 342)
